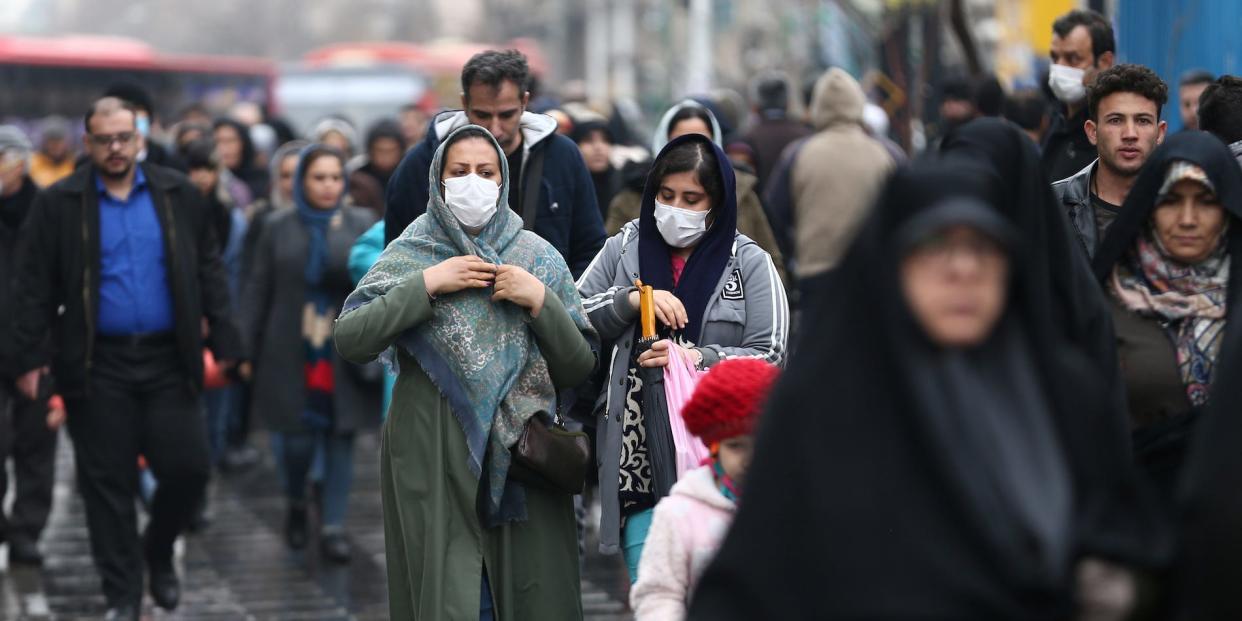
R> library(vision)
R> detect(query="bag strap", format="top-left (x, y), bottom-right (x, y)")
top-left (520, 146), bottom-right (545, 231)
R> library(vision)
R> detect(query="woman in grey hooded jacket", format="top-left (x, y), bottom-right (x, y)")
top-left (577, 134), bottom-right (788, 580)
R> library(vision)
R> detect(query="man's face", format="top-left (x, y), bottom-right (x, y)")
top-left (41, 137), bottom-right (69, 162)
top-left (1050, 25), bottom-right (1113, 88)
top-left (1086, 92), bottom-right (1166, 178)
top-left (86, 110), bottom-right (139, 179)
top-left (462, 79), bottom-right (529, 156)
top-left (1180, 82), bottom-right (1210, 130)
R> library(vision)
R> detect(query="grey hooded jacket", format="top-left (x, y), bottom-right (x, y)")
top-left (576, 220), bottom-right (789, 553)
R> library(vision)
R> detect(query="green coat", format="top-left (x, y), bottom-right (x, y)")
top-left (334, 271), bottom-right (595, 620)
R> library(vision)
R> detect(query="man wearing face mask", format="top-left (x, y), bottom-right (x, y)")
top-left (384, 49), bottom-right (606, 279)
top-left (1044, 9), bottom-right (1116, 183)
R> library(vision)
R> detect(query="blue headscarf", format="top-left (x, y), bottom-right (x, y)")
top-left (638, 133), bottom-right (738, 343)
top-left (293, 144), bottom-right (348, 284)
top-left (341, 125), bottom-right (596, 524)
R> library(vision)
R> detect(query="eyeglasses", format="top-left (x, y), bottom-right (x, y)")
top-left (87, 132), bottom-right (137, 148)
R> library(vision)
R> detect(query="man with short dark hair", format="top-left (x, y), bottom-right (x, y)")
top-left (1052, 64), bottom-right (1168, 258)
top-left (12, 97), bottom-right (240, 621)
top-left (1045, 9), bottom-right (1117, 182)
top-left (103, 83), bottom-right (184, 171)
top-left (1178, 69), bottom-right (1214, 131)
top-left (1199, 75), bottom-right (1242, 167)
top-left (384, 50), bottom-right (605, 277)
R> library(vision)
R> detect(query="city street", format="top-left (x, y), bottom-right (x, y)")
top-left (0, 432), bottom-right (634, 620)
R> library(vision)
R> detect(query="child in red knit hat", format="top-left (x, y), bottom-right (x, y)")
top-left (630, 358), bottom-right (779, 620)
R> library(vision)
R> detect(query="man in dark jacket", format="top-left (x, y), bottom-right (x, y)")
top-left (0, 126), bottom-right (61, 569)
top-left (11, 97), bottom-right (240, 621)
top-left (743, 72), bottom-right (811, 191)
top-left (1051, 65), bottom-right (1167, 259)
top-left (384, 49), bottom-right (605, 277)
top-left (1043, 9), bottom-right (1115, 182)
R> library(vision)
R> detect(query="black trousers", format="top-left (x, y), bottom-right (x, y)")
top-left (65, 339), bottom-right (209, 608)
top-left (0, 386), bottom-right (58, 546)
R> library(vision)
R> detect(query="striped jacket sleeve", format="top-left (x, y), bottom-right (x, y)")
top-left (576, 227), bottom-right (638, 342)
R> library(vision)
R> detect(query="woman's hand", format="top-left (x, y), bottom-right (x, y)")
top-left (423, 255), bottom-right (496, 297)
top-left (492, 265), bottom-right (547, 317)
top-left (637, 339), bottom-right (701, 368)
top-left (627, 289), bottom-right (688, 330)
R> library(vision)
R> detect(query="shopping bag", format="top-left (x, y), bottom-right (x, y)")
top-left (663, 341), bottom-right (712, 479)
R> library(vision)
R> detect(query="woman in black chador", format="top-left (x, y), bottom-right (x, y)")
top-left (689, 160), bottom-right (1168, 620)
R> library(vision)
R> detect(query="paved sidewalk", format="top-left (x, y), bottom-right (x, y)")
top-left (0, 431), bottom-right (633, 620)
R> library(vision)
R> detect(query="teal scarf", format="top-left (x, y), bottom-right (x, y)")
top-left (341, 126), bottom-right (594, 524)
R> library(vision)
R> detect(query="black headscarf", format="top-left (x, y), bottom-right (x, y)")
top-left (1124, 133), bottom-right (1242, 620)
top-left (638, 133), bottom-right (737, 343)
top-left (357, 119), bottom-right (406, 190)
top-left (213, 118), bottom-right (269, 199)
top-left (689, 161), bottom-right (1169, 620)
top-left (940, 118), bottom-right (1124, 408)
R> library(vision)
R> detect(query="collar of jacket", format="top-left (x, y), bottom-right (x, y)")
top-left (1054, 159), bottom-right (1097, 205)
top-left (429, 109), bottom-right (558, 157)
top-left (57, 161), bottom-right (186, 194)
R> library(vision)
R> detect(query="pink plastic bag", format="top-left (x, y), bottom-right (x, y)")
top-left (663, 340), bottom-right (712, 479)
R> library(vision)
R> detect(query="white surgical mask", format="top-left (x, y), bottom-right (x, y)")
top-left (443, 174), bottom-right (500, 229)
top-left (1048, 64), bottom-right (1087, 104)
top-left (654, 200), bottom-right (709, 248)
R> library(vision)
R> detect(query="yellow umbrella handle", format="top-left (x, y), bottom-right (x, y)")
top-left (635, 279), bottom-right (656, 340)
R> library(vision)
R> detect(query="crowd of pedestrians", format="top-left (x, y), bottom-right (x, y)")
top-left (5, 7), bottom-right (1242, 619)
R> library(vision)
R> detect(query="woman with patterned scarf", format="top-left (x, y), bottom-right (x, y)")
top-left (334, 125), bottom-right (597, 620)
top-left (1092, 130), bottom-right (1242, 502)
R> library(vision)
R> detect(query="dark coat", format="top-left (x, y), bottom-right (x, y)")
top-left (0, 175), bottom-right (39, 380)
top-left (691, 160), bottom-right (1168, 621)
top-left (1050, 160), bottom-right (1098, 257)
top-left (1041, 105), bottom-right (1096, 184)
top-left (742, 113), bottom-right (812, 190)
top-left (383, 111), bottom-right (606, 278)
top-left (12, 163), bottom-right (241, 397)
top-left (239, 206), bottom-right (379, 433)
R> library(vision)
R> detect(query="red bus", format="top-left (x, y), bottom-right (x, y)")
top-left (0, 35), bottom-right (275, 125)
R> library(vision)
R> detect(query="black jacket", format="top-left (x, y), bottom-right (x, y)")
top-left (12, 162), bottom-right (241, 397)
top-left (1050, 160), bottom-right (1099, 258)
top-left (1041, 105), bottom-right (1096, 183)
top-left (0, 175), bottom-right (39, 380)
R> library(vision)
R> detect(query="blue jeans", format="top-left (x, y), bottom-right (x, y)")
top-left (271, 430), bottom-right (355, 527)
top-left (480, 570), bottom-right (494, 621)
top-left (203, 386), bottom-right (241, 465)
top-left (622, 508), bottom-right (655, 583)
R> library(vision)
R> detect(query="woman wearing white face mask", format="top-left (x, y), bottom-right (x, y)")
top-left (334, 126), bottom-right (597, 620)
top-left (577, 133), bottom-right (789, 581)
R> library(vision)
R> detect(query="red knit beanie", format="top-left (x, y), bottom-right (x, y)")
top-left (681, 358), bottom-right (780, 446)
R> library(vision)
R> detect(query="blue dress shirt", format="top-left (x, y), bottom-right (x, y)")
top-left (96, 168), bottom-right (175, 336)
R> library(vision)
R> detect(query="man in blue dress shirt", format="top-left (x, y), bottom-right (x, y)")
top-left (11, 97), bottom-right (240, 621)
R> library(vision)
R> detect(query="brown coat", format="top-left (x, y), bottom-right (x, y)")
top-left (791, 68), bottom-right (894, 278)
